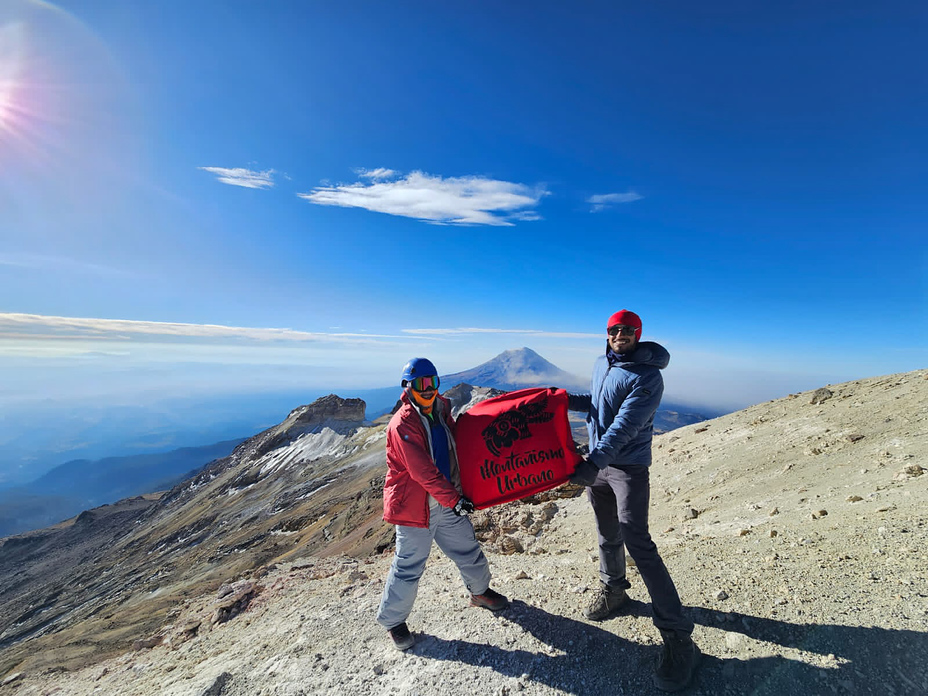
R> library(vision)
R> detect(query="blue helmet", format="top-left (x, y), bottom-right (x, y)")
top-left (401, 357), bottom-right (438, 386)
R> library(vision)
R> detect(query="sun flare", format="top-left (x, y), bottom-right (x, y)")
top-left (0, 28), bottom-right (19, 125)
top-left (0, 1), bottom-right (137, 180)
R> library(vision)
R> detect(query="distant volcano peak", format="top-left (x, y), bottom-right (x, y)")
top-left (442, 347), bottom-right (586, 392)
top-left (496, 346), bottom-right (547, 362)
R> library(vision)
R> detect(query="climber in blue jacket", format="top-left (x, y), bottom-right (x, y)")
top-left (568, 309), bottom-right (699, 693)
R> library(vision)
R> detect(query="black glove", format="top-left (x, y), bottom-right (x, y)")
top-left (452, 497), bottom-right (476, 516)
top-left (568, 458), bottom-right (600, 487)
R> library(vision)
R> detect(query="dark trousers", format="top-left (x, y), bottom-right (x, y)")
top-left (588, 465), bottom-right (694, 635)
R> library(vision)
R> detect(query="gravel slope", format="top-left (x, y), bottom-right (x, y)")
top-left (7, 369), bottom-right (927, 696)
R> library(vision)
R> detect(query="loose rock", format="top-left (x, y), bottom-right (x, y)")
top-left (1, 673), bottom-right (23, 686)
top-left (810, 387), bottom-right (834, 405)
top-left (199, 672), bottom-right (232, 696)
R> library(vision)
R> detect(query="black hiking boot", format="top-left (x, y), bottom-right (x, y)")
top-left (387, 622), bottom-right (415, 651)
top-left (653, 629), bottom-right (700, 692)
top-left (584, 583), bottom-right (629, 621)
top-left (470, 587), bottom-right (510, 612)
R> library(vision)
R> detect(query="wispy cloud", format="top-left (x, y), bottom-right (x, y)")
top-left (299, 170), bottom-right (547, 226)
top-left (0, 253), bottom-right (135, 277)
top-left (587, 191), bottom-right (643, 212)
top-left (403, 327), bottom-right (599, 339)
top-left (356, 167), bottom-right (397, 180)
top-left (0, 313), bottom-right (424, 345)
top-left (199, 166), bottom-right (275, 189)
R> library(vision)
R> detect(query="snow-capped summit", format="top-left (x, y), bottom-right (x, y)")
top-left (443, 347), bottom-right (587, 392)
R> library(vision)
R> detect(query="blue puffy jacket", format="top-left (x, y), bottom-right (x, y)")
top-left (568, 341), bottom-right (669, 468)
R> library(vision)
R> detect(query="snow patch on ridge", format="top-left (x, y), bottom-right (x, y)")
top-left (259, 428), bottom-right (351, 476)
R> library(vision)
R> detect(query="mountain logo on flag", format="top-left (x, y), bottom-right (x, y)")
top-left (480, 398), bottom-right (555, 456)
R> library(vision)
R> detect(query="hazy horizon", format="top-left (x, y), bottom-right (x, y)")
top-left (0, 330), bottom-right (894, 415)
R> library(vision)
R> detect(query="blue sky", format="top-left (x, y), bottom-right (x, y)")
top-left (1, 0), bottom-right (926, 413)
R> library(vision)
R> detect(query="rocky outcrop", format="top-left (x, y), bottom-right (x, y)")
top-left (250, 395), bottom-right (365, 460)
top-left (282, 394), bottom-right (366, 428)
top-left (442, 383), bottom-right (504, 417)
top-left (212, 581), bottom-right (258, 625)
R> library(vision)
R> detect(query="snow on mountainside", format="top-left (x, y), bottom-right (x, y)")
top-left (443, 347), bottom-right (588, 392)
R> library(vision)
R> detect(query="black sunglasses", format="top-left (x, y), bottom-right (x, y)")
top-left (608, 325), bottom-right (637, 337)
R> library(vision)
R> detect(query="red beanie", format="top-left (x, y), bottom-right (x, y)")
top-left (607, 309), bottom-right (642, 340)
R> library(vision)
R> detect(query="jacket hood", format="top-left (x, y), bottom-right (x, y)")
top-left (605, 340), bottom-right (670, 370)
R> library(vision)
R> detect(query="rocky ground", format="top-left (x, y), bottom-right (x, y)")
top-left (3, 369), bottom-right (927, 695)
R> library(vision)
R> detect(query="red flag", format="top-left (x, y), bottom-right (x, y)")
top-left (455, 387), bottom-right (582, 508)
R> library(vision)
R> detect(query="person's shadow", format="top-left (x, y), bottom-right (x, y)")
top-left (410, 599), bottom-right (928, 695)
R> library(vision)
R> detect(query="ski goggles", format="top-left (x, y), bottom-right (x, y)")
top-left (608, 325), bottom-right (638, 337)
top-left (409, 375), bottom-right (440, 392)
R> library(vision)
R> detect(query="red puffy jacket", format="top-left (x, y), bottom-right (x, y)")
top-left (383, 391), bottom-right (463, 528)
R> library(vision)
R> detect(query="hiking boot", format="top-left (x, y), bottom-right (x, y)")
top-left (387, 622), bottom-right (415, 651)
top-left (584, 583), bottom-right (629, 621)
top-left (653, 629), bottom-right (700, 692)
top-left (470, 587), bottom-right (509, 611)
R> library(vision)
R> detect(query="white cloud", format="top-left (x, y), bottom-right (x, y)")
top-left (403, 327), bottom-right (599, 339)
top-left (587, 191), bottom-right (643, 212)
top-left (356, 167), bottom-right (397, 180)
top-left (509, 211), bottom-right (543, 222)
top-left (0, 253), bottom-right (134, 277)
top-left (0, 313), bottom-right (424, 345)
top-left (299, 170), bottom-right (546, 226)
top-left (199, 166), bottom-right (275, 189)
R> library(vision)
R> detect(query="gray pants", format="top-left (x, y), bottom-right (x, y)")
top-left (588, 465), bottom-right (694, 635)
top-left (376, 502), bottom-right (491, 630)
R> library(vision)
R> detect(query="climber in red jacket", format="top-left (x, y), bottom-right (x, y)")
top-left (376, 358), bottom-right (509, 651)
